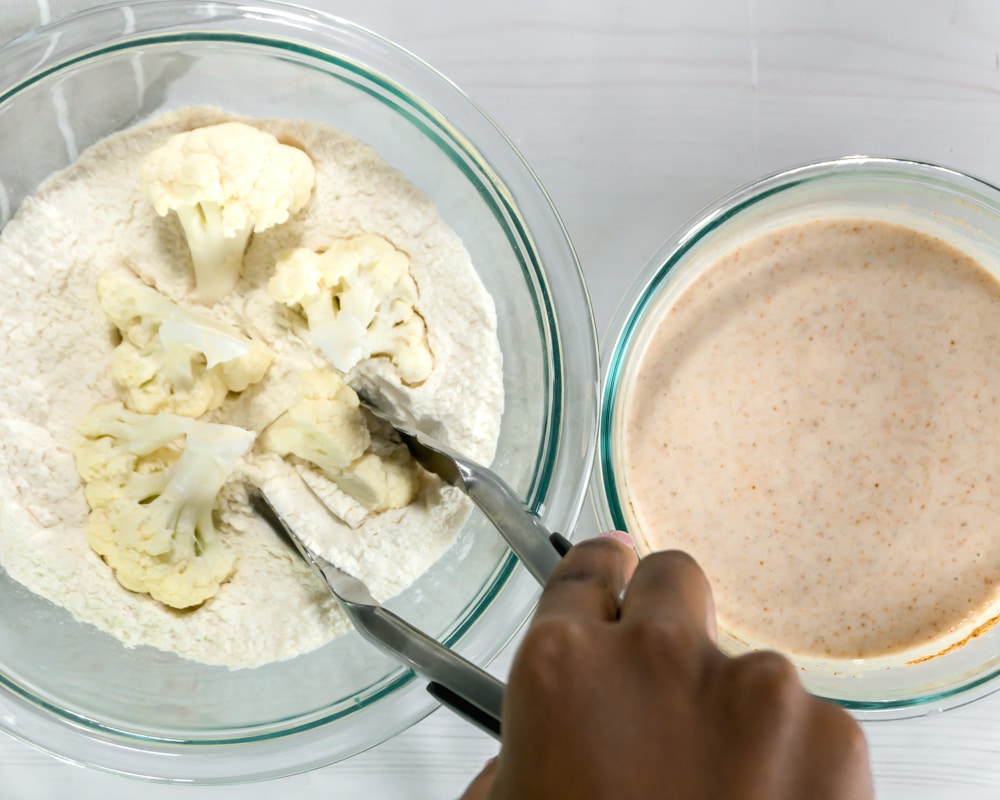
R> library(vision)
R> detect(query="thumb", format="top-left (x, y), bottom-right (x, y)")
top-left (459, 756), bottom-right (499, 800)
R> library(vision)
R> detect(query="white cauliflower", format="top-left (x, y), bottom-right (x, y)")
top-left (73, 404), bottom-right (256, 609)
top-left (260, 369), bottom-right (420, 512)
top-left (268, 234), bottom-right (434, 384)
top-left (98, 270), bottom-right (272, 418)
top-left (142, 121), bottom-right (316, 302)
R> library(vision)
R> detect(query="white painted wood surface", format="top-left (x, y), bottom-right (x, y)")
top-left (3, 0), bottom-right (1000, 796)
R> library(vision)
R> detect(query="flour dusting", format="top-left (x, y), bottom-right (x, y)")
top-left (0, 107), bottom-right (503, 669)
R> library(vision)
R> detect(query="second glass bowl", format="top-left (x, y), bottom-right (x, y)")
top-left (596, 157), bottom-right (1000, 720)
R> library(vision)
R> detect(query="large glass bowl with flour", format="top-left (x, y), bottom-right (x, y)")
top-left (597, 158), bottom-right (1000, 720)
top-left (0, 1), bottom-right (597, 782)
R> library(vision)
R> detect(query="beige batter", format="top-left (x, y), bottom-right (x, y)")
top-left (623, 218), bottom-right (1000, 659)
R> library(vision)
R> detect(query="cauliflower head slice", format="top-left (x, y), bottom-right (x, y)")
top-left (260, 369), bottom-right (420, 513)
top-left (141, 121), bottom-right (316, 302)
top-left (73, 403), bottom-right (256, 609)
top-left (268, 234), bottom-right (434, 385)
top-left (98, 270), bottom-right (272, 418)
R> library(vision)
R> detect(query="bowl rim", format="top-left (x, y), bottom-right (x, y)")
top-left (593, 155), bottom-right (1000, 720)
top-left (0, 0), bottom-right (599, 782)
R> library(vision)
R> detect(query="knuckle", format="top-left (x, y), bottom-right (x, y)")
top-left (547, 549), bottom-right (625, 619)
top-left (818, 701), bottom-right (870, 755)
top-left (801, 702), bottom-right (873, 791)
top-left (844, 719), bottom-right (872, 774)
top-left (549, 561), bottom-right (617, 595)
top-left (631, 616), bottom-right (697, 651)
top-left (572, 536), bottom-right (629, 558)
top-left (550, 539), bottom-right (625, 587)
top-left (642, 549), bottom-right (707, 583)
top-left (729, 651), bottom-right (804, 714)
top-left (843, 716), bottom-right (870, 759)
top-left (624, 616), bottom-right (702, 677)
top-left (513, 618), bottom-right (591, 686)
top-left (650, 549), bottom-right (701, 570)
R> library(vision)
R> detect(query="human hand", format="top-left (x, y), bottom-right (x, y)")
top-left (461, 534), bottom-right (873, 800)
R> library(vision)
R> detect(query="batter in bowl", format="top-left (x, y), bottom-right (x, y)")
top-left (622, 218), bottom-right (1000, 659)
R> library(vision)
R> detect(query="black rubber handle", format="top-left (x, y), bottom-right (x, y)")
top-left (549, 531), bottom-right (573, 557)
top-left (426, 681), bottom-right (502, 740)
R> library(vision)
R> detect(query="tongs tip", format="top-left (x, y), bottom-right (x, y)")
top-left (355, 393), bottom-right (465, 488)
top-left (248, 484), bottom-right (315, 564)
top-left (249, 483), bottom-right (380, 608)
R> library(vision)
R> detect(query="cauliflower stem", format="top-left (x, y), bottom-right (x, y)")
top-left (142, 121), bottom-right (316, 303)
top-left (173, 202), bottom-right (253, 300)
top-left (74, 404), bottom-right (255, 609)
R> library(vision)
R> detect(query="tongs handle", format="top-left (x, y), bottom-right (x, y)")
top-left (427, 682), bottom-right (501, 739)
top-left (250, 486), bottom-right (504, 738)
top-left (457, 456), bottom-right (564, 584)
top-left (344, 601), bottom-right (505, 740)
top-left (358, 395), bottom-right (570, 584)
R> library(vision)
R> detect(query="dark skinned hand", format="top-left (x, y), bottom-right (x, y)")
top-left (461, 533), bottom-right (874, 800)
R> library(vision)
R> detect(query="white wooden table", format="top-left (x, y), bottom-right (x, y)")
top-left (4, 0), bottom-right (1000, 796)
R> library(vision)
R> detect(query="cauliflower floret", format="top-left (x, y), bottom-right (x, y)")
top-left (142, 121), bottom-right (316, 302)
top-left (268, 234), bottom-right (434, 385)
top-left (73, 404), bottom-right (256, 609)
top-left (338, 450), bottom-right (423, 512)
top-left (98, 270), bottom-right (272, 418)
top-left (260, 369), bottom-right (420, 513)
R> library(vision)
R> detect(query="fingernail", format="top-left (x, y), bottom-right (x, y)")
top-left (599, 530), bottom-right (634, 547)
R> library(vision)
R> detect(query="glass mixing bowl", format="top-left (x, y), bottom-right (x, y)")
top-left (596, 157), bottom-right (1000, 721)
top-left (0, 0), bottom-right (598, 782)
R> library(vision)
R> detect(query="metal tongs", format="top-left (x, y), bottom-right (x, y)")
top-left (359, 397), bottom-right (573, 578)
top-left (250, 398), bottom-right (571, 738)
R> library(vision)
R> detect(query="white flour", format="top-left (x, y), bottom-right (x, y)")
top-left (0, 107), bottom-right (503, 669)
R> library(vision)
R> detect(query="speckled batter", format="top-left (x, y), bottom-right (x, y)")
top-left (623, 218), bottom-right (1000, 659)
